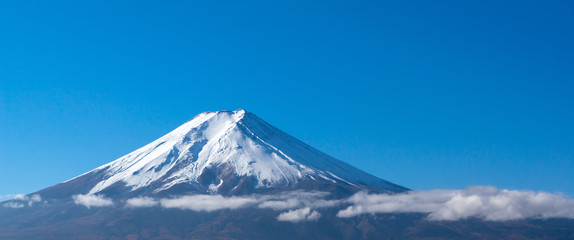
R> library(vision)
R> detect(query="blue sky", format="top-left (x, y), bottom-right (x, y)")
top-left (0, 1), bottom-right (573, 198)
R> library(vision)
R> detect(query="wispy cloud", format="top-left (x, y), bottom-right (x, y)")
top-left (277, 207), bottom-right (321, 222)
top-left (126, 197), bottom-right (159, 207)
top-left (75, 186), bottom-right (574, 222)
top-left (337, 186), bottom-right (574, 221)
top-left (127, 191), bottom-right (337, 212)
top-left (0, 194), bottom-right (19, 201)
top-left (257, 191), bottom-right (340, 210)
top-left (3, 202), bottom-right (25, 208)
top-left (73, 194), bottom-right (113, 208)
top-left (160, 195), bottom-right (257, 212)
top-left (125, 191), bottom-right (334, 221)
top-left (2, 194), bottom-right (43, 208)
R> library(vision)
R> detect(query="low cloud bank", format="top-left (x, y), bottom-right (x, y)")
top-left (126, 191), bottom-right (334, 222)
top-left (73, 194), bottom-right (113, 208)
top-left (160, 195), bottom-right (257, 212)
top-left (2, 194), bottom-right (43, 208)
top-left (126, 197), bottom-right (159, 208)
top-left (67, 186), bottom-right (574, 222)
top-left (257, 191), bottom-right (339, 210)
top-left (125, 191), bottom-right (336, 212)
top-left (277, 207), bottom-right (321, 222)
top-left (338, 186), bottom-right (574, 221)
top-left (3, 202), bottom-right (25, 208)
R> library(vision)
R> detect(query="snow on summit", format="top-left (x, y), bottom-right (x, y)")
top-left (74, 109), bottom-right (406, 195)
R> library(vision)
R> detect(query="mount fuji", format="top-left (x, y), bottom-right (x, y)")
top-left (38, 109), bottom-right (406, 200)
top-left (1, 109), bottom-right (573, 239)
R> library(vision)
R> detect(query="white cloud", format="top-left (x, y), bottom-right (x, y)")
top-left (129, 191), bottom-right (336, 213)
top-left (0, 194), bottom-right (17, 201)
top-left (13, 194), bottom-right (27, 200)
top-left (3, 202), bottom-right (25, 208)
top-left (72, 194), bottom-right (113, 208)
top-left (337, 186), bottom-right (574, 221)
top-left (257, 191), bottom-right (339, 210)
top-left (258, 198), bottom-right (301, 210)
top-left (277, 207), bottom-right (321, 222)
top-left (28, 194), bottom-right (42, 202)
top-left (126, 197), bottom-right (159, 208)
top-left (121, 187), bottom-right (574, 222)
top-left (1, 194), bottom-right (43, 208)
top-left (160, 195), bottom-right (258, 212)
top-left (125, 191), bottom-right (332, 222)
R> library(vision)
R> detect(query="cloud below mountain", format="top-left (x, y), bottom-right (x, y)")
top-left (160, 195), bottom-right (257, 212)
top-left (124, 191), bottom-right (337, 215)
top-left (337, 186), bottom-right (574, 221)
top-left (2, 194), bottom-right (43, 208)
top-left (68, 186), bottom-right (574, 222)
top-left (73, 194), bottom-right (113, 208)
top-left (277, 207), bottom-right (321, 222)
top-left (124, 191), bottom-right (335, 221)
top-left (257, 191), bottom-right (339, 210)
top-left (3, 202), bottom-right (25, 209)
top-left (126, 197), bottom-right (159, 208)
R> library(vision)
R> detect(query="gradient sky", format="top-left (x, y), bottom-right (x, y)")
top-left (1, 1), bottom-right (573, 199)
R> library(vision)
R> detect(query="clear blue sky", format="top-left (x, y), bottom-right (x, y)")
top-left (1, 1), bottom-right (573, 198)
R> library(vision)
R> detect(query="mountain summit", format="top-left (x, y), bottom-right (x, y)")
top-left (40, 109), bottom-right (406, 199)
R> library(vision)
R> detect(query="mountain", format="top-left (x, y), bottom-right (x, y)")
top-left (37, 109), bottom-right (406, 200)
top-left (1, 109), bottom-right (573, 240)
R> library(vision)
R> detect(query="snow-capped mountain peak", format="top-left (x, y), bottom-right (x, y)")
top-left (64, 109), bottom-right (406, 196)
